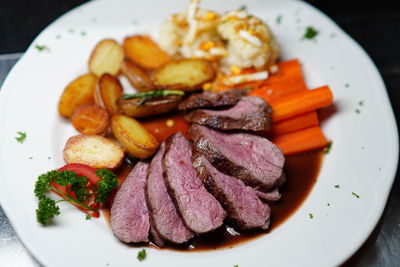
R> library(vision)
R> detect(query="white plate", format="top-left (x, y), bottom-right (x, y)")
top-left (0, 0), bottom-right (398, 266)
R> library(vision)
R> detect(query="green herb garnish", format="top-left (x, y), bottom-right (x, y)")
top-left (34, 169), bottom-right (117, 224)
top-left (35, 45), bottom-right (50, 52)
top-left (359, 100), bottom-right (364, 106)
top-left (234, 265), bottom-right (239, 267)
top-left (238, 5), bottom-right (247, 11)
top-left (86, 214), bottom-right (91, 220)
top-left (302, 26), bottom-right (319, 40)
top-left (15, 131), bottom-right (27, 143)
top-left (137, 249), bottom-right (147, 261)
top-left (308, 213), bottom-right (314, 219)
top-left (334, 184), bottom-right (340, 188)
top-left (276, 15), bottom-right (282, 24)
top-left (355, 108), bottom-right (361, 114)
top-left (351, 192), bottom-right (360, 199)
top-left (324, 140), bottom-right (333, 154)
top-left (121, 89), bottom-right (184, 107)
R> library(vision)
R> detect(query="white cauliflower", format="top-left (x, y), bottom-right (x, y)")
top-left (159, 1), bottom-right (225, 60)
top-left (218, 10), bottom-right (280, 69)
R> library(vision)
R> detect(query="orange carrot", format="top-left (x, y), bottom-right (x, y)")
top-left (271, 85), bottom-right (333, 122)
top-left (271, 111), bottom-right (319, 136)
top-left (272, 126), bottom-right (329, 155)
top-left (250, 79), bottom-right (308, 103)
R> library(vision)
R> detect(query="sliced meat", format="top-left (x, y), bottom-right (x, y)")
top-left (110, 161), bottom-right (150, 243)
top-left (184, 96), bottom-right (272, 131)
top-left (146, 143), bottom-right (194, 244)
top-left (188, 124), bottom-right (285, 191)
top-left (256, 188), bottom-right (281, 202)
top-left (193, 153), bottom-right (271, 230)
top-left (149, 225), bottom-right (165, 247)
top-left (163, 133), bottom-right (226, 234)
top-left (178, 88), bottom-right (247, 110)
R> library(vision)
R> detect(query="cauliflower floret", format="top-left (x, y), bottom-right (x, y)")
top-left (159, 7), bottom-right (225, 60)
top-left (218, 10), bottom-right (280, 69)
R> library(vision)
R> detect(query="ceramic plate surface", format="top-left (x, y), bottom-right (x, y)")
top-left (0, 0), bottom-right (398, 266)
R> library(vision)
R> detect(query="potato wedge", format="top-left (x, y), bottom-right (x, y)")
top-left (64, 135), bottom-right (124, 169)
top-left (123, 35), bottom-right (170, 70)
top-left (120, 59), bottom-right (155, 92)
top-left (58, 73), bottom-right (97, 118)
top-left (152, 59), bottom-right (215, 91)
top-left (117, 95), bottom-right (183, 117)
top-left (111, 115), bottom-right (159, 159)
top-left (89, 39), bottom-right (124, 77)
top-left (71, 105), bottom-right (110, 135)
top-left (94, 74), bottom-right (123, 115)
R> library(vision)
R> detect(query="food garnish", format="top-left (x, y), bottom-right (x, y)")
top-left (308, 213), bottom-right (314, 219)
top-left (303, 26), bottom-right (319, 40)
top-left (334, 185), bottom-right (340, 188)
top-left (15, 131), bottom-right (27, 143)
top-left (137, 249), bottom-right (147, 261)
top-left (120, 89), bottom-right (184, 101)
top-left (323, 140), bottom-right (333, 154)
top-left (351, 192), bottom-right (360, 199)
top-left (34, 164), bottom-right (117, 224)
top-left (34, 44), bottom-right (50, 52)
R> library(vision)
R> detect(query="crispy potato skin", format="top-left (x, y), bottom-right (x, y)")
top-left (111, 115), bottom-right (159, 159)
top-left (117, 95), bottom-right (183, 118)
top-left (120, 59), bottom-right (155, 92)
top-left (64, 135), bottom-right (124, 169)
top-left (71, 105), bottom-right (110, 135)
top-left (58, 73), bottom-right (97, 118)
top-left (95, 74), bottom-right (123, 115)
top-left (123, 35), bottom-right (170, 70)
top-left (89, 39), bottom-right (124, 77)
top-left (151, 59), bottom-right (215, 91)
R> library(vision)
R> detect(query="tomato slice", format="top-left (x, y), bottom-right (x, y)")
top-left (51, 163), bottom-right (101, 218)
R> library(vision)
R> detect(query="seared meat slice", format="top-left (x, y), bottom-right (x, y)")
top-left (146, 143), bottom-right (194, 244)
top-left (178, 88), bottom-right (247, 110)
top-left (110, 161), bottom-right (150, 243)
top-left (184, 96), bottom-right (272, 131)
top-left (256, 188), bottom-right (281, 202)
top-left (163, 133), bottom-right (226, 234)
top-left (188, 124), bottom-right (285, 191)
top-left (193, 154), bottom-right (271, 230)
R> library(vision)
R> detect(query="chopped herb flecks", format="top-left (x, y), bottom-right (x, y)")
top-left (324, 140), bottom-right (333, 154)
top-left (234, 265), bottom-right (239, 267)
top-left (351, 192), bottom-right (360, 199)
top-left (137, 249), bottom-right (146, 261)
top-left (35, 45), bottom-right (50, 52)
top-left (80, 31), bottom-right (87, 36)
top-left (276, 15), bottom-right (282, 24)
top-left (308, 213), bottom-right (314, 219)
top-left (238, 5), bottom-right (247, 11)
top-left (327, 203), bottom-right (330, 206)
top-left (345, 83), bottom-right (350, 88)
top-left (28, 156), bottom-right (33, 160)
top-left (330, 33), bottom-right (337, 39)
top-left (68, 28), bottom-right (75, 33)
top-left (334, 184), bottom-right (340, 189)
top-left (359, 100), bottom-right (364, 106)
top-left (15, 131), bottom-right (27, 143)
top-left (355, 108), bottom-right (361, 114)
top-left (86, 214), bottom-right (91, 220)
top-left (302, 26), bottom-right (319, 40)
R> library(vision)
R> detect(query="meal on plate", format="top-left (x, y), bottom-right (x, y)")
top-left (35, 0), bottom-right (333, 252)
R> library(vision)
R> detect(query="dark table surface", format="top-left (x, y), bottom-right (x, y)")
top-left (0, 0), bottom-right (399, 266)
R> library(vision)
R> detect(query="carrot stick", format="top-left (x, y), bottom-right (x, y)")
top-left (272, 126), bottom-right (329, 155)
top-left (250, 79), bottom-right (308, 103)
top-left (271, 111), bottom-right (319, 136)
top-left (271, 85), bottom-right (333, 122)
top-left (267, 59), bottom-right (305, 84)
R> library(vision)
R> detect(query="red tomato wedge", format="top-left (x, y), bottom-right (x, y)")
top-left (51, 163), bottom-right (101, 218)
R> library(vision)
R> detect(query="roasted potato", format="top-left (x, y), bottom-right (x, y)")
top-left (94, 74), bottom-right (123, 115)
top-left (111, 115), bottom-right (159, 159)
top-left (64, 135), bottom-right (124, 169)
top-left (89, 39), bottom-right (124, 77)
top-left (58, 73), bottom-right (97, 118)
top-left (123, 35), bottom-right (170, 70)
top-left (71, 105), bottom-right (110, 135)
top-left (120, 59), bottom-right (155, 92)
top-left (117, 95), bottom-right (183, 117)
top-left (152, 59), bottom-right (215, 91)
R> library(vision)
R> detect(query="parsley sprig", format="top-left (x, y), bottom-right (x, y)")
top-left (34, 169), bottom-right (117, 224)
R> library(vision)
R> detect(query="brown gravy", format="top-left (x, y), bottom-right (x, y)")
top-left (105, 149), bottom-right (324, 251)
